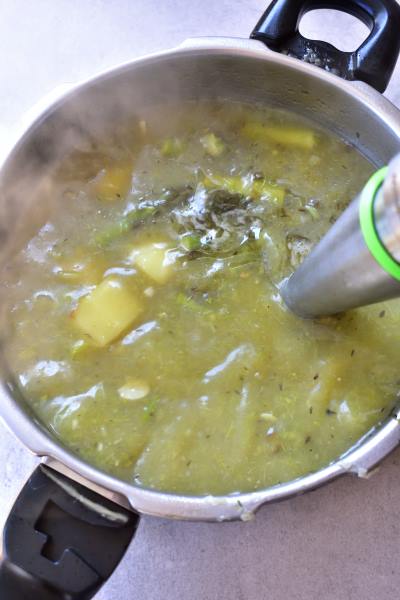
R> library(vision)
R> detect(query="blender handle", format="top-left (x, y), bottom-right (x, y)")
top-left (251, 0), bottom-right (400, 92)
top-left (0, 465), bottom-right (139, 599)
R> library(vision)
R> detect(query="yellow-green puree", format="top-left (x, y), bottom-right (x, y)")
top-left (4, 102), bottom-right (400, 495)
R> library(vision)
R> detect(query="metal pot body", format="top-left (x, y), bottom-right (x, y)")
top-left (1, 38), bottom-right (400, 525)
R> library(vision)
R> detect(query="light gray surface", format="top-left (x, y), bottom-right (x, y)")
top-left (1, 1), bottom-right (400, 598)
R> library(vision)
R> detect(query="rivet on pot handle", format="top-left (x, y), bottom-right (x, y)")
top-left (251, 0), bottom-right (400, 93)
top-left (0, 465), bottom-right (139, 600)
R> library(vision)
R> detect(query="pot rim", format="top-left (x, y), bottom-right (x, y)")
top-left (1, 37), bottom-right (400, 521)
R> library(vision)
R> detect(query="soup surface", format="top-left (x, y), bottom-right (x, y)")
top-left (3, 102), bottom-right (400, 495)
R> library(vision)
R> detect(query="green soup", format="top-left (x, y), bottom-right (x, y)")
top-left (3, 101), bottom-right (400, 495)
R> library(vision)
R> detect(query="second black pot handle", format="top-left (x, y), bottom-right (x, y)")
top-left (251, 0), bottom-right (400, 93)
top-left (0, 465), bottom-right (139, 600)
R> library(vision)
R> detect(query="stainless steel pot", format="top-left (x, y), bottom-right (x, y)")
top-left (1, 1), bottom-right (400, 598)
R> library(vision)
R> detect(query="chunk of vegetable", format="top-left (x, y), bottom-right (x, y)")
top-left (72, 279), bottom-right (143, 347)
top-left (259, 412), bottom-right (277, 423)
top-left (286, 234), bottom-right (313, 267)
top-left (204, 174), bottom-right (285, 206)
top-left (252, 179), bottom-right (285, 206)
top-left (130, 242), bottom-right (175, 284)
top-left (304, 204), bottom-right (319, 220)
top-left (161, 137), bottom-right (184, 157)
top-left (179, 233), bottom-right (202, 252)
top-left (118, 378), bottom-right (150, 400)
top-left (92, 165), bottom-right (133, 201)
top-left (241, 122), bottom-right (316, 150)
top-left (200, 133), bottom-right (225, 157)
top-left (94, 207), bottom-right (156, 248)
top-left (138, 119), bottom-right (147, 137)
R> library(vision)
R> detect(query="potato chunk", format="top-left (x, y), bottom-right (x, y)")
top-left (93, 164), bottom-right (133, 201)
top-left (131, 243), bottom-right (174, 284)
top-left (72, 279), bottom-right (142, 346)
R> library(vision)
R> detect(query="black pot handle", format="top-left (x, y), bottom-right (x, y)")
top-left (0, 465), bottom-right (139, 599)
top-left (251, 0), bottom-right (400, 92)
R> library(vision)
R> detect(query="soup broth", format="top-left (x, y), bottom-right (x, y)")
top-left (3, 101), bottom-right (400, 495)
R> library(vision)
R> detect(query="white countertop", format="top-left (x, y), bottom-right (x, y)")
top-left (1, 2), bottom-right (400, 598)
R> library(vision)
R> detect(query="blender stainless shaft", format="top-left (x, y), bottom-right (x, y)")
top-left (281, 154), bottom-right (400, 318)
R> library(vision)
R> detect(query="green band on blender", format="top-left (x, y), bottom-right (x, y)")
top-left (359, 166), bottom-right (400, 282)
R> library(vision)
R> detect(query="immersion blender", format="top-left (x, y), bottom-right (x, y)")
top-left (281, 154), bottom-right (400, 318)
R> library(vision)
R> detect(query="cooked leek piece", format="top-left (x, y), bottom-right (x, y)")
top-left (241, 122), bottom-right (316, 150)
top-left (94, 207), bottom-right (156, 248)
top-left (200, 133), bottom-right (225, 157)
top-left (179, 233), bottom-right (202, 252)
top-left (161, 137), bottom-right (184, 157)
top-left (204, 174), bottom-right (285, 206)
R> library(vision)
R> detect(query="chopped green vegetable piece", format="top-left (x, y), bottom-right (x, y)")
top-left (203, 174), bottom-right (244, 195)
top-left (252, 179), bottom-right (285, 207)
top-left (94, 207), bottom-right (156, 248)
top-left (200, 133), bottom-right (226, 157)
top-left (161, 137), bottom-right (184, 157)
top-left (180, 233), bottom-right (202, 252)
top-left (203, 174), bottom-right (285, 205)
top-left (143, 397), bottom-right (159, 420)
top-left (241, 122), bottom-right (316, 150)
top-left (176, 292), bottom-right (208, 313)
top-left (304, 204), bottom-right (319, 220)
